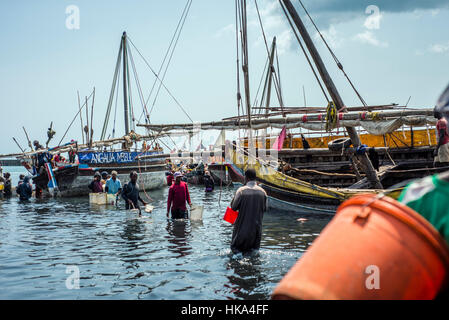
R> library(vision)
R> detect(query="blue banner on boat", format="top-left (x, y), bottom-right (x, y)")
top-left (78, 151), bottom-right (162, 164)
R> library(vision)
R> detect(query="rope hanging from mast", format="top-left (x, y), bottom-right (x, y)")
top-left (127, 36), bottom-right (193, 123)
top-left (278, 0), bottom-right (330, 104)
top-left (297, 0), bottom-right (368, 108)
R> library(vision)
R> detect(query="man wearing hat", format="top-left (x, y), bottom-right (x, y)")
top-left (167, 172), bottom-right (191, 219)
top-left (105, 170), bottom-right (122, 196)
top-left (88, 172), bottom-right (104, 193)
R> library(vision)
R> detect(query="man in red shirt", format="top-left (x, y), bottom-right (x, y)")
top-left (435, 109), bottom-right (449, 166)
top-left (167, 172), bottom-right (191, 219)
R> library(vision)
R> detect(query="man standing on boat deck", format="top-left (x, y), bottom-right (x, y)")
top-left (122, 171), bottom-right (147, 210)
top-left (229, 168), bottom-right (267, 255)
top-left (105, 170), bottom-right (122, 197)
top-left (167, 172), bottom-right (191, 219)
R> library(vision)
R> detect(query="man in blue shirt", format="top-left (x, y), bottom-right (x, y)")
top-left (105, 170), bottom-right (122, 196)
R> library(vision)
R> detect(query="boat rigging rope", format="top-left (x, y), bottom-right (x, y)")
top-left (278, 0), bottom-right (330, 104)
top-left (137, 0), bottom-right (193, 125)
top-left (297, 0), bottom-right (368, 108)
top-left (254, 0), bottom-right (285, 111)
top-left (235, 0), bottom-right (243, 130)
top-left (112, 64), bottom-right (121, 138)
top-left (101, 42), bottom-right (123, 141)
top-left (128, 43), bottom-right (148, 123)
top-left (148, 0), bottom-right (193, 119)
top-left (127, 36), bottom-right (193, 123)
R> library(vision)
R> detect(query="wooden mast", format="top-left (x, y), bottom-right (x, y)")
top-left (122, 32), bottom-right (130, 135)
top-left (281, 0), bottom-right (382, 188)
top-left (265, 37), bottom-right (277, 117)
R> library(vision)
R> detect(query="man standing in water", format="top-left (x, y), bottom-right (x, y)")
top-left (17, 176), bottom-right (33, 201)
top-left (167, 172), bottom-right (191, 219)
top-left (122, 171), bottom-right (147, 211)
top-left (229, 169), bottom-right (267, 255)
top-left (105, 171), bottom-right (122, 196)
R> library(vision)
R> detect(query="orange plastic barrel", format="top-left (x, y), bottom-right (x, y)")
top-left (272, 194), bottom-right (449, 300)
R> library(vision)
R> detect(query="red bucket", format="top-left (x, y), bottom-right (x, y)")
top-left (223, 207), bottom-right (238, 224)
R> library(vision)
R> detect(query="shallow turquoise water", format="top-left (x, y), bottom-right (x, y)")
top-left (0, 166), bottom-right (331, 299)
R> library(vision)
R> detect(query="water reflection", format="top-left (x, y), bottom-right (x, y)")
top-left (165, 219), bottom-right (192, 259)
top-left (0, 180), bottom-right (332, 299)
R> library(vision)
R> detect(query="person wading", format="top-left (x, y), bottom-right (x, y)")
top-left (2, 173), bottom-right (12, 198)
top-left (105, 170), bottom-right (122, 197)
top-left (88, 172), bottom-right (104, 193)
top-left (17, 176), bottom-right (33, 201)
top-left (167, 172), bottom-right (191, 219)
top-left (229, 168), bottom-right (267, 255)
top-left (203, 171), bottom-right (215, 192)
top-left (121, 171), bottom-right (147, 213)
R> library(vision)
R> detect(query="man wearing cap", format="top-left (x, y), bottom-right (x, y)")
top-left (88, 172), bottom-right (104, 193)
top-left (167, 172), bottom-right (191, 219)
top-left (105, 170), bottom-right (122, 196)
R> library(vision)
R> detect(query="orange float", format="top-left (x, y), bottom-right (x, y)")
top-left (272, 194), bottom-right (449, 300)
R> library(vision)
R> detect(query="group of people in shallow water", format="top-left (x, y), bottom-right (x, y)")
top-left (0, 171), bottom-right (34, 201)
top-left (86, 165), bottom-right (267, 255)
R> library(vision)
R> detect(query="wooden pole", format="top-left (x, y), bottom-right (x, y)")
top-left (122, 32), bottom-right (130, 135)
top-left (281, 0), bottom-right (382, 188)
top-left (77, 91), bottom-right (84, 145)
top-left (85, 96), bottom-right (89, 145)
top-left (22, 127), bottom-right (33, 151)
top-left (12, 137), bottom-right (25, 153)
top-left (90, 87), bottom-right (95, 148)
top-left (265, 37), bottom-right (277, 116)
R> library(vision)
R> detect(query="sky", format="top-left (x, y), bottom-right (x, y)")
top-left (1, 0), bottom-right (449, 154)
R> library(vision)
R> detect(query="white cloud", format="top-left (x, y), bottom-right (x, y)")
top-left (315, 25), bottom-right (344, 49)
top-left (214, 24), bottom-right (235, 38)
top-left (429, 41), bottom-right (449, 53)
top-left (247, 0), bottom-right (293, 55)
top-left (353, 30), bottom-right (388, 47)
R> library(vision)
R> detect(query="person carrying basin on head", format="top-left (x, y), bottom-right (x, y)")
top-left (167, 172), bottom-right (191, 219)
top-left (88, 172), bottom-right (104, 193)
top-left (229, 168), bottom-right (267, 255)
top-left (121, 171), bottom-right (147, 212)
top-left (17, 176), bottom-right (33, 201)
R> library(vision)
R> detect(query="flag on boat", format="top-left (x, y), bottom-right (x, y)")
top-left (272, 126), bottom-right (287, 151)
